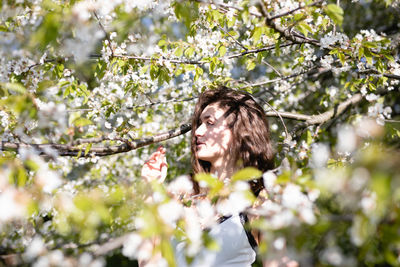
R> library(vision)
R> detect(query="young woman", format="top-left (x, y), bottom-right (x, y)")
top-left (141, 86), bottom-right (275, 266)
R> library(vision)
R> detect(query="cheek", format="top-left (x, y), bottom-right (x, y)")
top-left (219, 129), bottom-right (233, 148)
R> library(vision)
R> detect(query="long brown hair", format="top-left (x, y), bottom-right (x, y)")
top-left (191, 86), bottom-right (274, 196)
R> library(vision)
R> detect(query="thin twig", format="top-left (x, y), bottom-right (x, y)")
top-left (268, 0), bottom-right (325, 21)
top-left (217, 24), bottom-right (248, 51)
top-left (241, 66), bottom-right (318, 88)
top-left (88, 42), bottom-right (295, 65)
top-left (263, 101), bottom-right (290, 138)
top-left (195, 0), bottom-right (263, 17)
top-left (226, 43), bottom-right (294, 59)
top-left (93, 11), bottom-right (114, 57)
top-left (66, 97), bottom-right (198, 112)
top-left (126, 97), bottom-right (197, 109)
top-left (261, 59), bottom-right (282, 77)
top-left (384, 119), bottom-right (400, 123)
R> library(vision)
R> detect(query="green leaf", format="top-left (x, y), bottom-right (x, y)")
top-left (324, 4), bottom-right (344, 26)
top-left (2, 83), bottom-right (26, 94)
top-left (306, 130), bottom-right (313, 146)
top-left (95, 61), bottom-right (106, 79)
top-left (174, 46), bottom-right (184, 57)
top-left (194, 173), bottom-right (224, 198)
top-left (17, 167), bottom-right (27, 187)
top-left (297, 22), bottom-right (312, 37)
top-left (383, 53), bottom-right (394, 62)
top-left (209, 58), bottom-right (217, 73)
top-left (232, 167), bottom-right (262, 182)
top-left (368, 82), bottom-right (376, 91)
top-left (364, 48), bottom-right (373, 65)
top-left (73, 117), bottom-right (93, 127)
top-left (161, 238), bottom-right (176, 267)
top-left (218, 45), bottom-right (227, 56)
top-left (194, 66), bottom-right (204, 81)
top-left (252, 26), bottom-right (262, 44)
top-left (140, 65), bottom-right (150, 75)
top-left (358, 46), bottom-right (364, 60)
top-left (150, 64), bottom-right (160, 80)
top-left (227, 17), bottom-right (236, 28)
top-left (84, 143), bottom-right (92, 156)
top-left (338, 52), bottom-right (345, 65)
top-left (294, 13), bottom-right (305, 21)
top-left (246, 60), bottom-right (256, 71)
top-left (0, 25), bottom-right (9, 32)
top-left (158, 39), bottom-right (166, 47)
top-left (63, 86), bottom-right (71, 98)
top-left (173, 1), bottom-right (199, 30)
top-left (363, 41), bottom-right (378, 49)
top-left (31, 12), bottom-right (61, 49)
top-left (184, 47), bottom-right (195, 58)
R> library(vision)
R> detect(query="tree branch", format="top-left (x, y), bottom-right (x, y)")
top-left (305, 93), bottom-right (362, 125)
top-left (1, 94), bottom-right (366, 158)
top-left (1, 124), bottom-right (191, 157)
top-left (93, 233), bottom-right (130, 256)
top-left (226, 43), bottom-right (294, 59)
top-left (359, 68), bottom-right (400, 80)
top-left (268, 0), bottom-right (324, 21)
top-left (88, 42), bottom-right (295, 65)
top-left (259, 1), bottom-right (320, 46)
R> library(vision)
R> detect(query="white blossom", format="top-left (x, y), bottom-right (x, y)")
top-left (0, 189), bottom-right (26, 222)
top-left (167, 175), bottom-right (194, 196)
top-left (122, 233), bottom-right (143, 259)
top-left (25, 236), bottom-right (45, 260)
top-left (337, 124), bottom-right (357, 154)
top-left (311, 143), bottom-right (330, 168)
top-left (158, 200), bottom-right (183, 227)
top-left (320, 32), bottom-right (349, 49)
top-left (263, 171), bottom-right (277, 192)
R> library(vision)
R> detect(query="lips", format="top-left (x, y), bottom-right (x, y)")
top-left (196, 141), bottom-right (205, 148)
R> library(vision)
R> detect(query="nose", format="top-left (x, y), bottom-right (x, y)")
top-left (195, 123), bottom-right (206, 137)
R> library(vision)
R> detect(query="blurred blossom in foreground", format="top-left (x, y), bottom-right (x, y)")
top-left (122, 233), bottom-right (143, 260)
top-left (337, 125), bottom-right (357, 154)
top-left (0, 189), bottom-right (27, 222)
top-left (263, 171), bottom-right (277, 193)
top-left (311, 143), bottom-right (330, 168)
top-left (355, 117), bottom-right (384, 138)
top-left (314, 168), bottom-right (347, 193)
top-left (158, 200), bottom-right (183, 227)
top-left (36, 168), bottom-right (63, 194)
top-left (321, 246), bottom-right (344, 266)
top-left (167, 175), bottom-right (194, 196)
top-left (24, 236), bottom-right (45, 261)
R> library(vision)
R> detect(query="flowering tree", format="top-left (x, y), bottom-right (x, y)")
top-left (1, 0), bottom-right (399, 266)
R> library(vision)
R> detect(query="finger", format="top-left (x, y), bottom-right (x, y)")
top-left (157, 145), bottom-right (166, 154)
top-left (145, 152), bottom-right (166, 171)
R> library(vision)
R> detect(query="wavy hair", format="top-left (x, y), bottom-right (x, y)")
top-left (191, 86), bottom-right (274, 196)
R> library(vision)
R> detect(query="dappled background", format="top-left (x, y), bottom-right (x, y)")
top-left (0, 0), bottom-right (399, 266)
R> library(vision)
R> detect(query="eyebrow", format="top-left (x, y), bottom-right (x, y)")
top-left (200, 114), bottom-right (213, 121)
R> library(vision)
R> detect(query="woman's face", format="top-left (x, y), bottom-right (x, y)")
top-left (194, 103), bottom-right (234, 166)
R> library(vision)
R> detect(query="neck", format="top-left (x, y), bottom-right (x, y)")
top-left (210, 158), bottom-right (237, 181)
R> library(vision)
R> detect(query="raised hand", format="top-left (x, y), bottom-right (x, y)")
top-left (141, 146), bottom-right (168, 183)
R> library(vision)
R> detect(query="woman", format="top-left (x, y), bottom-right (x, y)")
top-left (141, 86), bottom-right (275, 266)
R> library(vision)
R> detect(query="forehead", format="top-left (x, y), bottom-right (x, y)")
top-left (200, 103), bottom-right (226, 120)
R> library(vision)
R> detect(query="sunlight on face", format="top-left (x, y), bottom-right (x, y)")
top-left (195, 103), bottom-right (233, 167)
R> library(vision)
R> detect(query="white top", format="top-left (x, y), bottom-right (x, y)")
top-left (173, 214), bottom-right (256, 267)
